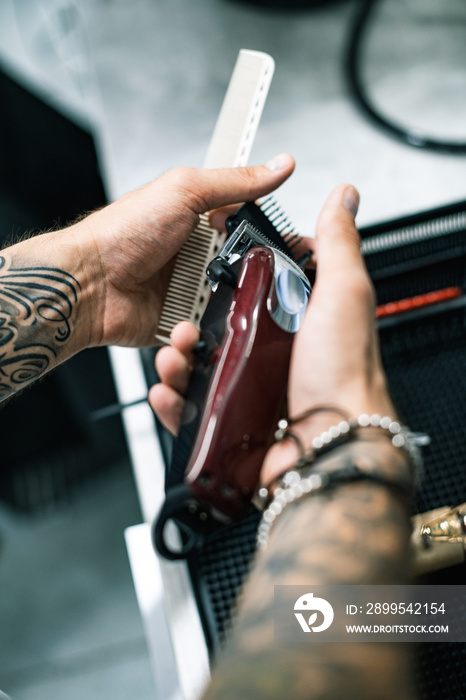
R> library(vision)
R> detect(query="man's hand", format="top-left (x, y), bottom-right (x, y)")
top-left (260, 183), bottom-right (396, 484)
top-left (75, 156), bottom-right (295, 348)
top-left (0, 155), bottom-right (294, 400)
top-left (149, 184), bottom-right (397, 484)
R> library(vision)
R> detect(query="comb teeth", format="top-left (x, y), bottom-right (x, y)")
top-left (225, 198), bottom-right (304, 263)
top-left (156, 215), bottom-right (225, 344)
top-left (258, 196), bottom-right (303, 250)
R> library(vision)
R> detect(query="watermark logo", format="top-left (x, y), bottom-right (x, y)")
top-left (275, 585), bottom-right (465, 642)
top-left (294, 592), bottom-right (334, 633)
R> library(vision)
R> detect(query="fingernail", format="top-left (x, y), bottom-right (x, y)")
top-left (343, 186), bottom-right (360, 218)
top-left (265, 153), bottom-right (293, 173)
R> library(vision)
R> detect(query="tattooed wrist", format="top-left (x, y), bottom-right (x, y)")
top-left (0, 253), bottom-right (81, 400)
top-left (202, 437), bottom-right (416, 700)
top-left (262, 438), bottom-right (414, 583)
top-left (310, 435), bottom-right (415, 489)
top-left (202, 439), bottom-right (416, 700)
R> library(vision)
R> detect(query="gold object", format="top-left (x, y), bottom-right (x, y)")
top-left (411, 503), bottom-right (466, 576)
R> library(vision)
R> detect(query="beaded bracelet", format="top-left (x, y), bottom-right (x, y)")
top-left (270, 410), bottom-right (426, 495)
top-left (274, 404), bottom-right (350, 454)
top-left (256, 463), bottom-right (414, 551)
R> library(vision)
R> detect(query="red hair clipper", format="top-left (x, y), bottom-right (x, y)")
top-left (154, 202), bottom-right (311, 559)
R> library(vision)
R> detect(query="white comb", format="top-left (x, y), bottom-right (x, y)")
top-left (156, 49), bottom-right (275, 343)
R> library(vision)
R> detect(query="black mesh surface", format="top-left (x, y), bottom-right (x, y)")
top-left (380, 311), bottom-right (466, 514)
top-left (188, 510), bottom-right (261, 649)
top-left (183, 201), bottom-right (466, 698)
top-left (380, 310), bottom-right (466, 699)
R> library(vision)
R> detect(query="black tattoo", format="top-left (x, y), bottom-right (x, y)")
top-left (0, 255), bottom-right (80, 398)
top-left (203, 441), bottom-right (417, 700)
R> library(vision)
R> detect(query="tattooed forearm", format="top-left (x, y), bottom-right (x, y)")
top-left (203, 440), bottom-right (417, 700)
top-left (0, 254), bottom-right (81, 400)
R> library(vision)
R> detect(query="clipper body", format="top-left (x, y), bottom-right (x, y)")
top-left (187, 246), bottom-right (294, 518)
top-left (154, 218), bottom-right (310, 559)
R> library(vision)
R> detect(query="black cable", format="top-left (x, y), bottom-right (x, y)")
top-left (152, 483), bottom-right (202, 560)
top-left (345, 0), bottom-right (466, 154)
